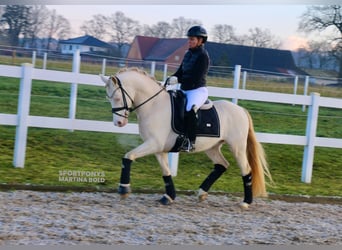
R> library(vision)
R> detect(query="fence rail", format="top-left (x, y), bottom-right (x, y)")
top-left (0, 63), bottom-right (341, 183)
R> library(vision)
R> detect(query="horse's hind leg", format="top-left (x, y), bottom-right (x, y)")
top-left (230, 140), bottom-right (253, 209)
top-left (198, 143), bottom-right (229, 201)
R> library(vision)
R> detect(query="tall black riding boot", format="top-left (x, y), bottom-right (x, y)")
top-left (180, 109), bottom-right (197, 152)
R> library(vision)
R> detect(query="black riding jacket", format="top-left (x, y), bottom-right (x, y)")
top-left (172, 45), bottom-right (209, 91)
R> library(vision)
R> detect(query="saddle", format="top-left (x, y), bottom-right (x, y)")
top-left (168, 90), bottom-right (220, 152)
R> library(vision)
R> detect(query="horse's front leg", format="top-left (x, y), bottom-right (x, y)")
top-left (155, 153), bottom-right (175, 205)
top-left (118, 157), bottom-right (133, 198)
top-left (118, 140), bottom-right (160, 198)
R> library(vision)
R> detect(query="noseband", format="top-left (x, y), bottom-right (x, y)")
top-left (106, 75), bottom-right (165, 118)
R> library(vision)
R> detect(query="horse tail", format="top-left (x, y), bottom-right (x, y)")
top-left (245, 109), bottom-right (273, 198)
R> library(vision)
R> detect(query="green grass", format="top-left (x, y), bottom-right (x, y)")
top-left (0, 57), bottom-right (342, 197)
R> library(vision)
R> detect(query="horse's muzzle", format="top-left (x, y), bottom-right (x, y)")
top-left (114, 117), bottom-right (128, 127)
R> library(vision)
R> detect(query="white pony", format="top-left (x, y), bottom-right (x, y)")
top-left (101, 68), bottom-right (272, 208)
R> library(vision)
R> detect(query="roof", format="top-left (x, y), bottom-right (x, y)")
top-left (144, 38), bottom-right (187, 61)
top-left (127, 36), bottom-right (306, 75)
top-left (59, 35), bottom-right (113, 48)
top-left (133, 36), bottom-right (160, 58)
top-left (205, 42), bottom-right (303, 73)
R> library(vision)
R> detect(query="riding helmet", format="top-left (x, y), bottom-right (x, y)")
top-left (187, 26), bottom-right (208, 43)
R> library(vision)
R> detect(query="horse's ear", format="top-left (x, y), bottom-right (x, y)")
top-left (110, 75), bottom-right (120, 87)
top-left (110, 76), bottom-right (117, 85)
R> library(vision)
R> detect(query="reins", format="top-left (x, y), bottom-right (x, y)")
top-left (106, 75), bottom-right (165, 118)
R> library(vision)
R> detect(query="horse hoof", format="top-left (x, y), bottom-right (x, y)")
top-left (198, 192), bottom-right (208, 202)
top-left (159, 194), bottom-right (173, 205)
top-left (197, 188), bottom-right (208, 202)
top-left (239, 202), bottom-right (250, 209)
top-left (120, 193), bottom-right (130, 199)
top-left (118, 184), bottom-right (131, 198)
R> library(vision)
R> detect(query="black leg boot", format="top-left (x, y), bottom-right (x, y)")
top-left (242, 173), bottom-right (253, 204)
top-left (159, 175), bottom-right (176, 205)
top-left (118, 158), bottom-right (132, 197)
top-left (180, 109), bottom-right (197, 152)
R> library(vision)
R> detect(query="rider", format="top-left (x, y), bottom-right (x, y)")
top-left (170, 25), bottom-right (210, 152)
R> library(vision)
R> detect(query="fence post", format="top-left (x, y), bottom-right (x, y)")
top-left (232, 65), bottom-right (241, 104)
top-left (13, 63), bottom-right (33, 168)
top-left (43, 52), bottom-right (47, 70)
top-left (301, 92), bottom-right (320, 183)
top-left (32, 51), bottom-right (36, 67)
top-left (302, 76), bottom-right (310, 112)
top-left (102, 58), bottom-right (106, 75)
top-left (69, 49), bottom-right (80, 131)
top-left (168, 153), bottom-right (179, 177)
top-left (163, 63), bottom-right (168, 82)
top-left (293, 76), bottom-right (298, 95)
top-left (242, 71), bottom-right (247, 90)
top-left (150, 61), bottom-right (156, 76)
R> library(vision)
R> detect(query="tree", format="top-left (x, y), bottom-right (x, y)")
top-left (171, 17), bottom-right (202, 38)
top-left (80, 14), bottom-right (108, 40)
top-left (243, 27), bottom-right (282, 49)
top-left (0, 6), bottom-right (8, 45)
top-left (0, 5), bottom-right (32, 46)
top-left (107, 11), bottom-right (140, 54)
top-left (211, 24), bottom-right (237, 44)
top-left (143, 21), bottom-right (173, 38)
top-left (296, 41), bottom-right (336, 70)
top-left (25, 5), bottom-right (50, 48)
top-left (298, 5), bottom-right (342, 83)
top-left (45, 9), bottom-right (71, 50)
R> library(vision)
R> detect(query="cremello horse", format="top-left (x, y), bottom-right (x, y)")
top-left (101, 68), bottom-right (272, 208)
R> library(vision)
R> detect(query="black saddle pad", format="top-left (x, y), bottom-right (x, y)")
top-left (168, 90), bottom-right (220, 138)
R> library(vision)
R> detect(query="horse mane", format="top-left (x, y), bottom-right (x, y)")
top-left (117, 67), bottom-right (160, 86)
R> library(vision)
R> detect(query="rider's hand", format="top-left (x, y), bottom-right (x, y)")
top-left (165, 76), bottom-right (178, 86)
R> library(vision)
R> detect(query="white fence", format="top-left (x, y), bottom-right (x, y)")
top-left (0, 63), bottom-right (341, 183)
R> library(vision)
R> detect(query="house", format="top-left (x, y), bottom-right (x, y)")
top-left (58, 35), bottom-right (113, 55)
top-left (127, 35), bottom-right (306, 75)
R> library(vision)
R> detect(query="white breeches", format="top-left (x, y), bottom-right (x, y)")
top-left (183, 87), bottom-right (208, 112)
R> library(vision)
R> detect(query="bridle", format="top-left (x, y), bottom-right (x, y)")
top-left (106, 75), bottom-right (165, 118)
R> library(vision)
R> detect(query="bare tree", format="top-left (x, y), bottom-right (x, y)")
top-left (296, 41), bottom-right (335, 69)
top-left (234, 34), bottom-right (249, 46)
top-left (299, 5), bottom-right (342, 83)
top-left (80, 14), bottom-right (108, 40)
top-left (25, 5), bottom-right (50, 48)
top-left (171, 17), bottom-right (202, 38)
top-left (143, 21), bottom-right (173, 38)
top-left (211, 24), bottom-right (237, 44)
top-left (310, 40), bottom-right (335, 69)
top-left (45, 9), bottom-right (71, 50)
top-left (243, 27), bottom-right (282, 49)
top-left (107, 11), bottom-right (140, 52)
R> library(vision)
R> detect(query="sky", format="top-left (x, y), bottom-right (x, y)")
top-left (46, 4), bottom-right (334, 51)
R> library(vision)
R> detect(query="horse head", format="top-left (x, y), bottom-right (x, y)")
top-left (101, 68), bottom-right (167, 129)
top-left (101, 74), bottom-right (131, 127)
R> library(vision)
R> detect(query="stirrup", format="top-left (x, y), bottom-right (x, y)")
top-left (180, 138), bottom-right (195, 152)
